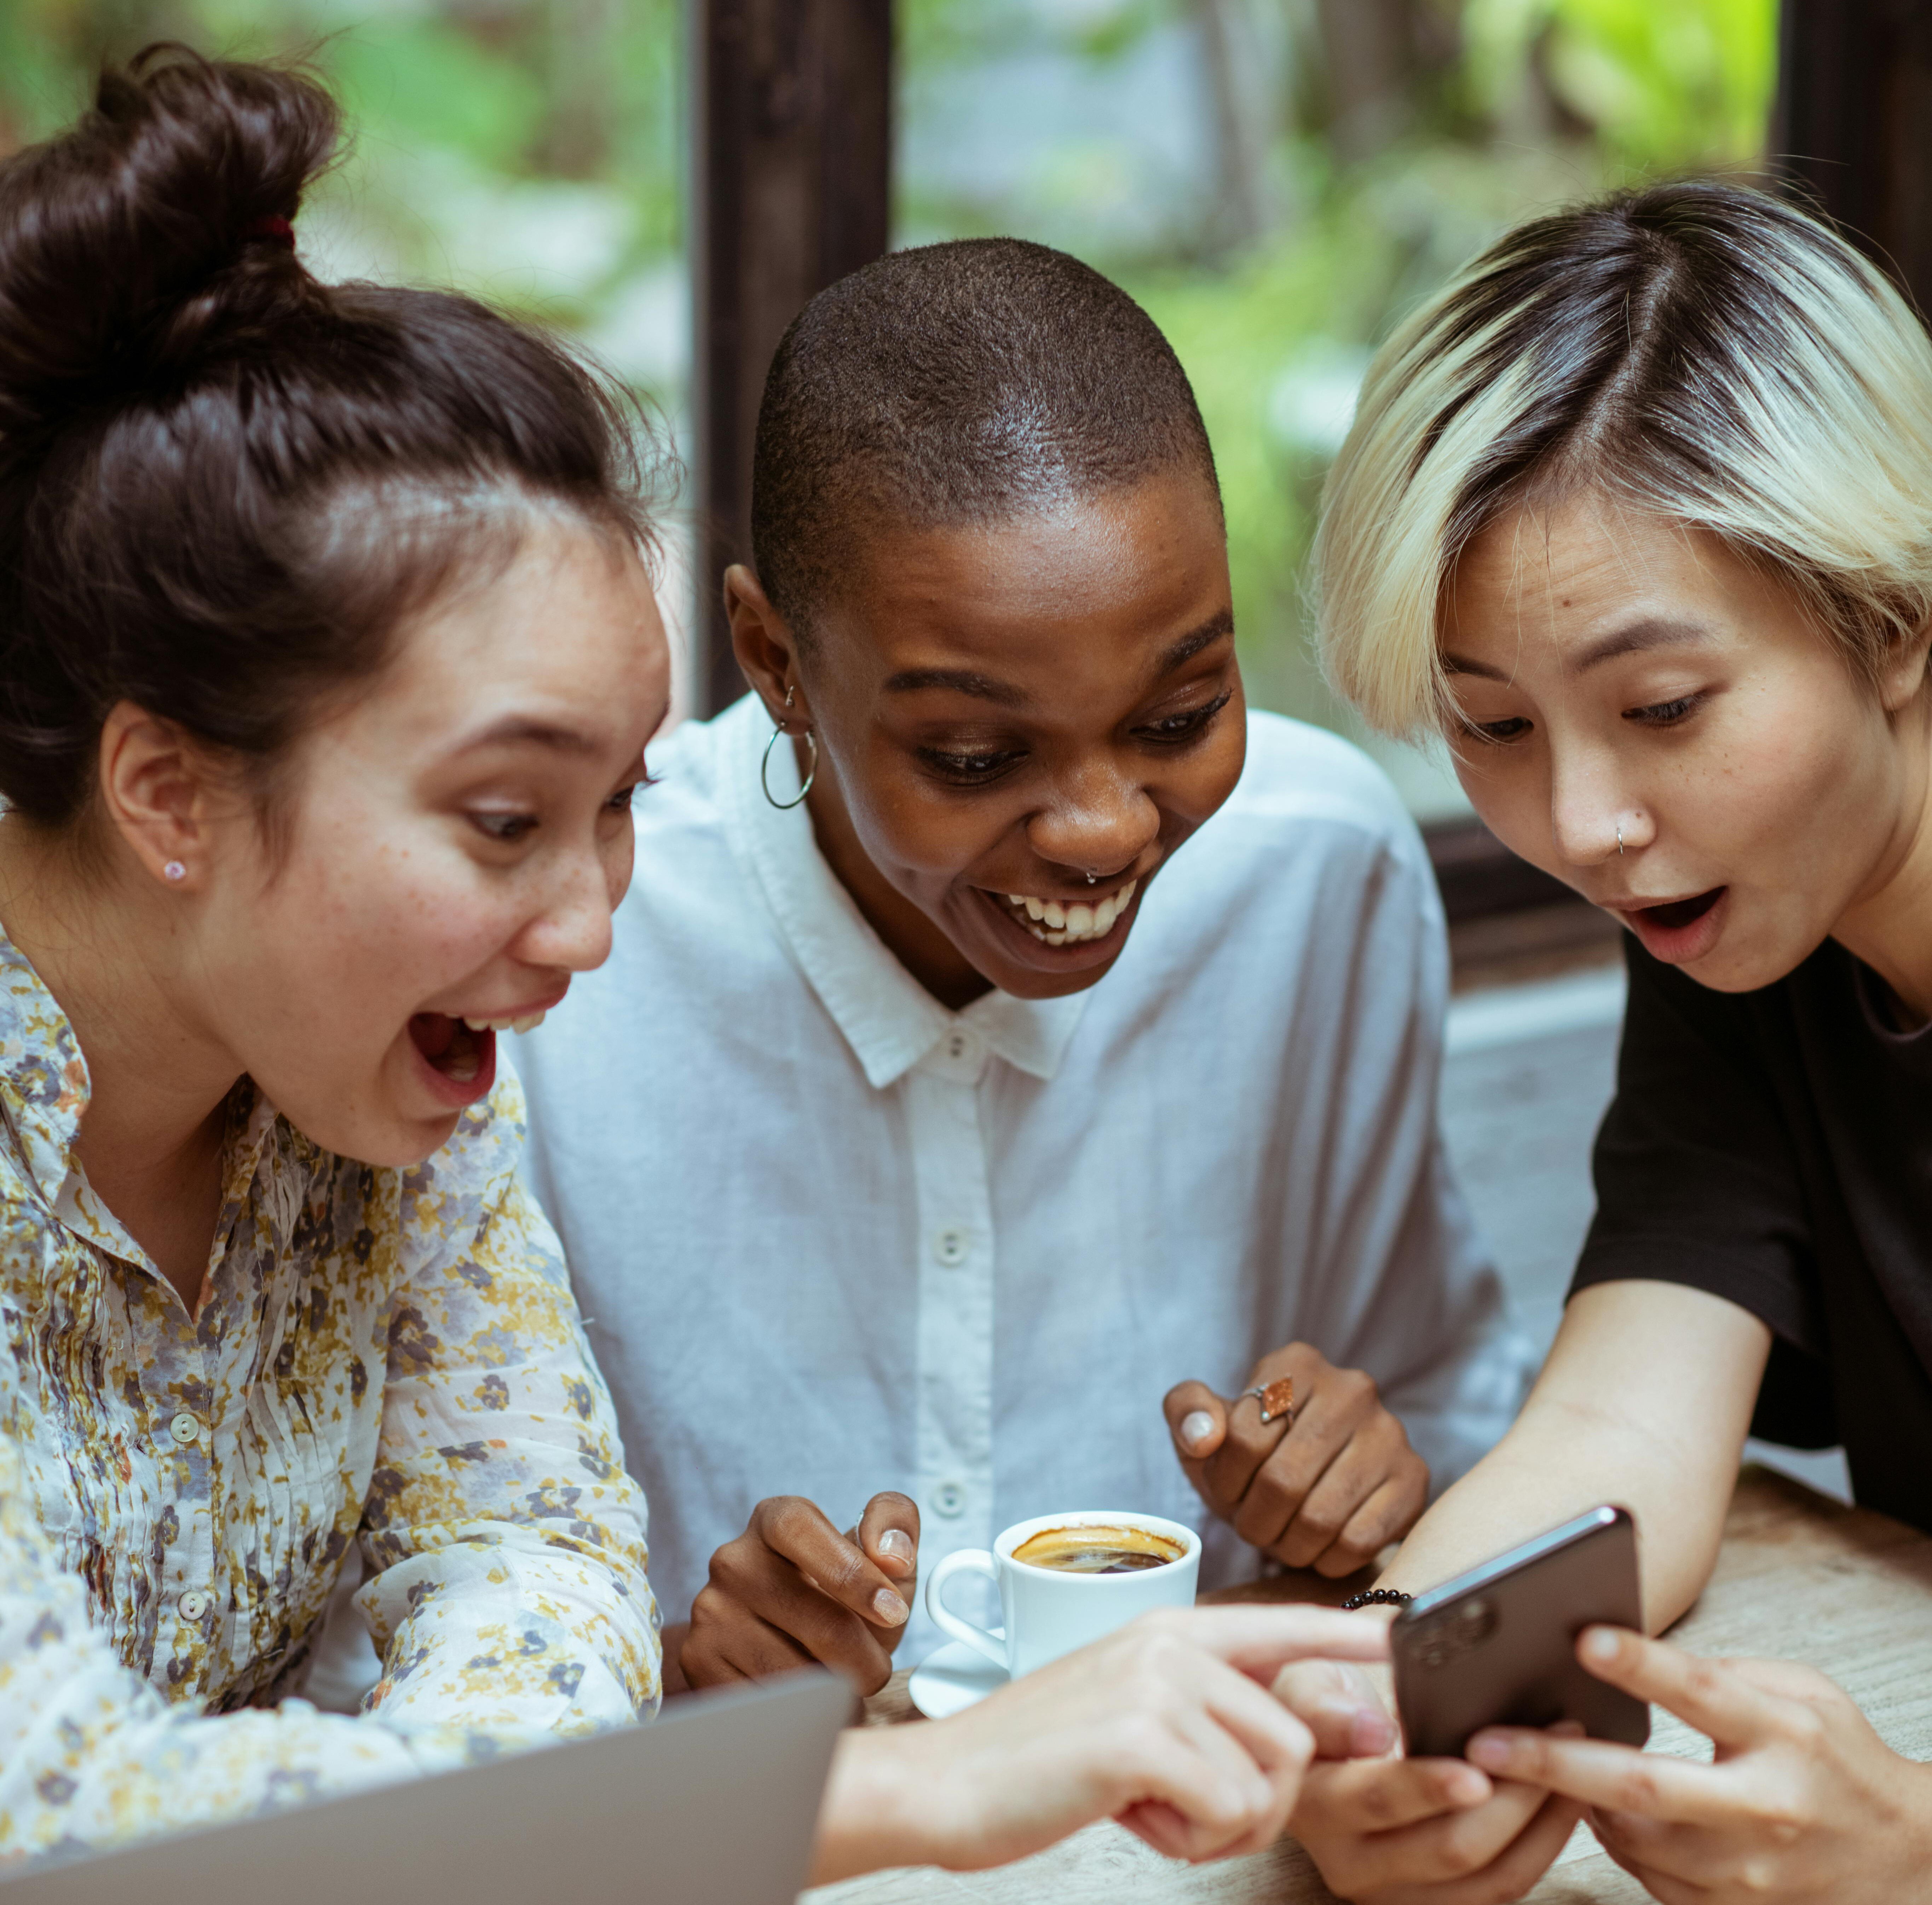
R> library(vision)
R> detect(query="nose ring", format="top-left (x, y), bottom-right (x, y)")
top-left (1616, 823), bottom-right (1625, 856)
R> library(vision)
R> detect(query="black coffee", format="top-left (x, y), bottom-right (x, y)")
top-left (1013, 1523), bottom-right (1184, 1574)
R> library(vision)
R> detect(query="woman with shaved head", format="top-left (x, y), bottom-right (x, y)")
top-left (513, 237), bottom-right (1533, 1692)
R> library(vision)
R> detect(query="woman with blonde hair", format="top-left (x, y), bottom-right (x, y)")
top-left (1284, 180), bottom-right (1932, 1903)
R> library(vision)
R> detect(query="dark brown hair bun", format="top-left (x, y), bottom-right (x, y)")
top-left (0, 47), bottom-right (335, 427)
top-left (0, 47), bottom-right (657, 833)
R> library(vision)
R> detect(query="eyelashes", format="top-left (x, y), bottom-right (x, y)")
top-left (1625, 694), bottom-right (1704, 727)
top-left (1464, 691), bottom-right (1711, 748)
top-left (465, 778), bottom-right (649, 846)
top-left (916, 691), bottom-right (1235, 786)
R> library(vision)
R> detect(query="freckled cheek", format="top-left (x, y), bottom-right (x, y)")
top-left (264, 835), bottom-right (515, 1034)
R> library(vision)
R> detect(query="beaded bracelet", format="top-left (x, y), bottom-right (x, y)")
top-left (1340, 1587), bottom-right (1413, 1610)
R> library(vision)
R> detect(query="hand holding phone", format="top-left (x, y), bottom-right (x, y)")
top-left (1391, 1504), bottom-right (1650, 1759)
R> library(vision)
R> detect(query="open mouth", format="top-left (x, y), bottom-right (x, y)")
top-left (407, 1013), bottom-right (496, 1099)
top-left (1634, 888), bottom-right (1724, 931)
top-left (989, 878), bottom-right (1139, 948)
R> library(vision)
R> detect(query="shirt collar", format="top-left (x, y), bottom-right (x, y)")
top-left (0, 921), bottom-right (91, 1215)
top-left (719, 694), bottom-right (1087, 1089)
top-left (0, 921), bottom-right (277, 1275)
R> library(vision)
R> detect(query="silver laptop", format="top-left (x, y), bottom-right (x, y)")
top-left (4, 1668), bottom-right (852, 1905)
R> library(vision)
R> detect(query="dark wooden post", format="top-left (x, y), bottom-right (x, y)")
top-left (692, 0), bottom-right (893, 715)
top-left (1773, 0), bottom-right (1932, 317)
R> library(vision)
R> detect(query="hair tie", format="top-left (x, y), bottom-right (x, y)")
top-left (241, 214), bottom-right (295, 250)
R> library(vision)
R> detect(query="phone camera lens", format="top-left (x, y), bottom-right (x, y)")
top-left (1451, 1598), bottom-right (1497, 1647)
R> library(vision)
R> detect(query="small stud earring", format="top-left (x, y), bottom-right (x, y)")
top-left (163, 860), bottom-right (186, 882)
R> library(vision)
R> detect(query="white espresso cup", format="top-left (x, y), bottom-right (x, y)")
top-left (924, 1510), bottom-right (1201, 1678)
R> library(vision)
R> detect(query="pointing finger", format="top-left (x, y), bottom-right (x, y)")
top-left (1177, 1604), bottom-right (1391, 1679)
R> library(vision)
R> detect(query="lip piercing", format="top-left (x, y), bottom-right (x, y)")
top-left (1085, 870), bottom-right (1096, 885)
top-left (1616, 824), bottom-right (1625, 856)
top-left (163, 860), bottom-right (186, 882)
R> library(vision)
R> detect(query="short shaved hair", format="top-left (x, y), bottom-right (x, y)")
top-left (750, 237), bottom-right (1220, 635)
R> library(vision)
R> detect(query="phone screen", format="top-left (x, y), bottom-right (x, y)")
top-left (1391, 1504), bottom-right (1649, 1760)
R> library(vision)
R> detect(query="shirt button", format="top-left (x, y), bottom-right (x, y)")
top-left (178, 1590), bottom-right (210, 1621)
top-left (946, 1032), bottom-right (968, 1060)
top-left (933, 1227), bottom-right (969, 1268)
top-left (168, 1412), bottom-right (202, 1446)
top-left (930, 1479), bottom-right (967, 1518)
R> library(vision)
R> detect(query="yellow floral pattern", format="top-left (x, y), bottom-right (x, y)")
top-left (0, 928), bottom-right (659, 1864)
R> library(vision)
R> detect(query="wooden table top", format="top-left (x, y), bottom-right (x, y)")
top-left (805, 1467), bottom-right (1932, 1904)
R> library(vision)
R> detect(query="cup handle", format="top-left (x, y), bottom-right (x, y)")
top-left (924, 1550), bottom-right (1007, 1669)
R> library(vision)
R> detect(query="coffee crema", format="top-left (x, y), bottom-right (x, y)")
top-left (1012, 1523), bottom-right (1186, 1575)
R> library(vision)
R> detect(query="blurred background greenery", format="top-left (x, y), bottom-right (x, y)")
top-left (0, 0), bottom-right (1775, 813)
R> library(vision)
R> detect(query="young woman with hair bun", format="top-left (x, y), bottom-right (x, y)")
top-left (0, 47), bottom-right (1385, 1874)
top-left (1284, 182), bottom-right (1932, 1904)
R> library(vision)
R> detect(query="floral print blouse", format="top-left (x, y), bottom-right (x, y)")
top-left (0, 928), bottom-right (659, 1864)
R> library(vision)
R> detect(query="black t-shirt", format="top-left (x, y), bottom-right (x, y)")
top-left (1571, 933), bottom-right (1932, 1533)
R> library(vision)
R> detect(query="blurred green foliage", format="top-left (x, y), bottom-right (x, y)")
top-left (0, 0), bottom-right (1776, 781)
top-left (899, 0), bottom-right (1774, 793)
top-left (0, 0), bottom-right (683, 346)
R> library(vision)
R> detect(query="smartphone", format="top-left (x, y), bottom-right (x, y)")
top-left (1391, 1504), bottom-right (1649, 1760)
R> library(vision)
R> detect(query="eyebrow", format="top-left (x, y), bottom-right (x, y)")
top-left (881, 666), bottom-right (1027, 706)
top-left (1157, 612), bottom-right (1235, 673)
top-left (460, 714), bottom-right (601, 755)
top-left (880, 611), bottom-right (1236, 706)
top-left (1569, 616), bottom-right (1714, 674)
top-left (1442, 616), bottom-right (1714, 683)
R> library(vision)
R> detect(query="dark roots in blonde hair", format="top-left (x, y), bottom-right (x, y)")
top-left (1319, 179), bottom-right (1932, 735)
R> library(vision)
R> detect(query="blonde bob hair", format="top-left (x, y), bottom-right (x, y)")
top-left (1315, 180), bottom-right (1932, 736)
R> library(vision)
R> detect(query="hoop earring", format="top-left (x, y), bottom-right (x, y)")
top-left (761, 686), bottom-right (818, 811)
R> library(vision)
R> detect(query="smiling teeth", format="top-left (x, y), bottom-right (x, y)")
top-left (460, 1010), bottom-right (548, 1035)
top-left (1000, 879), bottom-right (1137, 945)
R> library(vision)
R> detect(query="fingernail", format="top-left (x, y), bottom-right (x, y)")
top-left (1350, 1707), bottom-right (1396, 1756)
top-left (877, 1529), bottom-right (914, 1566)
top-left (1467, 1732), bottom-right (1511, 1770)
top-left (871, 1587), bottom-right (908, 1625)
top-left (1581, 1626), bottom-right (1621, 1663)
top-left (1180, 1410), bottom-right (1216, 1450)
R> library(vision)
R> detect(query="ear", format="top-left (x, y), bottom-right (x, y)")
top-left (1879, 615), bottom-right (1932, 715)
top-left (725, 565), bottom-right (810, 730)
top-left (96, 701), bottom-right (221, 890)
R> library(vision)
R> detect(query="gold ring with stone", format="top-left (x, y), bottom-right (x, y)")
top-left (1242, 1377), bottom-right (1295, 1426)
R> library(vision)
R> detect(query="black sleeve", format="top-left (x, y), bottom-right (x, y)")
top-left (1569, 937), bottom-right (1833, 1444)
